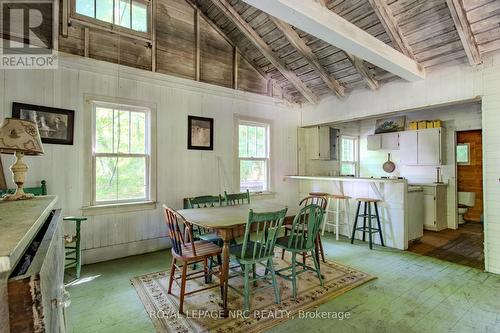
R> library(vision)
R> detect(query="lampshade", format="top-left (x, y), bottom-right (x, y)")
top-left (0, 118), bottom-right (44, 155)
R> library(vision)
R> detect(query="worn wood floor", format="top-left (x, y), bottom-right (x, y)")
top-left (408, 223), bottom-right (484, 270)
top-left (67, 234), bottom-right (500, 333)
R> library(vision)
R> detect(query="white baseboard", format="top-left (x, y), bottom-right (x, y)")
top-left (81, 237), bottom-right (171, 265)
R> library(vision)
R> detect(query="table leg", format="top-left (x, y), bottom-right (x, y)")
top-left (218, 229), bottom-right (232, 317)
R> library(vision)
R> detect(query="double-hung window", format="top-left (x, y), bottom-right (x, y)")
top-left (74, 0), bottom-right (150, 33)
top-left (91, 101), bottom-right (152, 205)
top-left (237, 119), bottom-right (271, 193)
top-left (340, 135), bottom-right (359, 176)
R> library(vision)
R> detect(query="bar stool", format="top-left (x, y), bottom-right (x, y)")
top-left (63, 216), bottom-right (87, 279)
top-left (351, 198), bottom-right (384, 249)
top-left (322, 194), bottom-right (351, 240)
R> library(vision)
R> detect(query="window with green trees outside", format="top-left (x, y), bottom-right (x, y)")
top-left (238, 120), bottom-right (270, 193)
top-left (92, 102), bottom-right (151, 204)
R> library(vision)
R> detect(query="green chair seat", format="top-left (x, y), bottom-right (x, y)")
top-left (230, 242), bottom-right (274, 262)
top-left (275, 236), bottom-right (308, 252)
top-left (198, 232), bottom-right (222, 244)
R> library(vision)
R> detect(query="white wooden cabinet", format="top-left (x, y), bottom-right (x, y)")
top-left (307, 126), bottom-right (337, 160)
top-left (367, 132), bottom-right (400, 151)
top-left (421, 185), bottom-right (448, 231)
top-left (399, 131), bottom-right (418, 165)
top-left (399, 128), bottom-right (444, 166)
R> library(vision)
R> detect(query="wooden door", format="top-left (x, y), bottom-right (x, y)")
top-left (457, 130), bottom-right (483, 222)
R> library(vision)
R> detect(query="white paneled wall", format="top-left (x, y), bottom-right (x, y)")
top-left (301, 54), bottom-right (500, 274)
top-left (0, 55), bottom-right (300, 264)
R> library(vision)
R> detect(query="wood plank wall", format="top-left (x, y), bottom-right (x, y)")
top-left (58, 0), bottom-right (269, 96)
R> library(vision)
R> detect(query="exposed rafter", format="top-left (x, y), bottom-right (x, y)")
top-left (345, 53), bottom-right (379, 90)
top-left (446, 0), bottom-right (482, 65)
top-left (367, 0), bottom-right (415, 60)
top-left (241, 0), bottom-right (425, 82)
top-left (270, 17), bottom-right (345, 98)
top-left (210, 0), bottom-right (319, 104)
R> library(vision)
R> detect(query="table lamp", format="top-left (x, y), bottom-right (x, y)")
top-left (0, 118), bottom-right (44, 201)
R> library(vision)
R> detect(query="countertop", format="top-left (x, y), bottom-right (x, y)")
top-left (285, 175), bottom-right (407, 183)
top-left (408, 182), bottom-right (448, 187)
top-left (0, 195), bottom-right (58, 274)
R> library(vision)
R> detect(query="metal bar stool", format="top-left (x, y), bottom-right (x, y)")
top-left (322, 194), bottom-right (351, 240)
top-left (350, 198), bottom-right (384, 249)
top-left (64, 216), bottom-right (87, 279)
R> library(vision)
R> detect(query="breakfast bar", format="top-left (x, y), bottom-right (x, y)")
top-left (285, 176), bottom-right (410, 250)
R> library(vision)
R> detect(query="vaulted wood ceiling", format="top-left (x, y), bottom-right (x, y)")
top-left (193, 0), bottom-right (500, 103)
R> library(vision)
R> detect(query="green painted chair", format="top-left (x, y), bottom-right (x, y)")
top-left (0, 180), bottom-right (47, 196)
top-left (187, 195), bottom-right (223, 244)
top-left (275, 204), bottom-right (324, 299)
top-left (228, 208), bottom-right (287, 311)
top-left (224, 189), bottom-right (250, 206)
top-left (64, 216), bottom-right (87, 279)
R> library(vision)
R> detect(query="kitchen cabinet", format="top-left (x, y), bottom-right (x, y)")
top-left (421, 184), bottom-right (447, 231)
top-left (367, 132), bottom-right (400, 150)
top-left (307, 126), bottom-right (338, 160)
top-left (399, 131), bottom-right (418, 165)
top-left (400, 128), bottom-right (444, 166)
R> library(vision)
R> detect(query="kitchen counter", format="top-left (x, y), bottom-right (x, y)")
top-left (286, 175), bottom-right (409, 250)
top-left (408, 182), bottom-right (448, 187)
top-left (285, 175), bottom-right (407, 183)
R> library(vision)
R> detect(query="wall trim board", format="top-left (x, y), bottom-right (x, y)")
top-left (57, 53), bottom-right (298, 110)
top-left (81, 237), bottom-right (171, 265)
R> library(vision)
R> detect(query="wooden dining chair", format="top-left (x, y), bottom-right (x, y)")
top-left (163, 205), bottom-right (223, 315)
top-left (275, 204), bottom-right (324, 299)
top-left (228, 208), bottom-right (287, 311)
top-left (224, 189), bottom-right (250, 205)
top-left (281, 195), bottom-right (327, 265)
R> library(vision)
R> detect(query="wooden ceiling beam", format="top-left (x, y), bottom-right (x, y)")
top-left (345, 53), bottom-right (379, 90)
top-left (367, 0), bottom-right (415, 60)
top-left (446, 0), bottom-right (482, 65)
top-left (211, 0), bottom-right (319, 104)
top-left (270, 17), bottom-right (345, 97)
top-left (241, 0), bottom-right (425, 82)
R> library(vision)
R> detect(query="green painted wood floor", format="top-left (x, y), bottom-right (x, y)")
top-left (66, 235), bottom-right (500, 333)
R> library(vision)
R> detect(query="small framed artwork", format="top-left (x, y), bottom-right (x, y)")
top-left (374, 116), bottom-right (406, 134)
top-left (187, 116), bottom-right (214, 150)
top-left (12, 102), bottom-right (75, 145)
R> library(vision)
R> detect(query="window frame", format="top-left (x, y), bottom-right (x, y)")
top-left (456, 143), bottom-right (471, 165)
top-left (84, 96), bottom-right (157, 212)
top-left (340, 135), bottom-right (359, 177)
top-left (235, 116), bottom-right (272, 194)
top-left (70, 0), bottom-right (152, 38)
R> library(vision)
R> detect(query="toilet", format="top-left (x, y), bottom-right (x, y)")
top-left (458, 192), bottom-right (476, 224)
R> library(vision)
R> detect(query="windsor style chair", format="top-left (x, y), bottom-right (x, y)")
top-left (163, 205), bottom-right (223, 314)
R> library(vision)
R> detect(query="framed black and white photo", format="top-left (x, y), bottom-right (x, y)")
top-left (187, 116), bottom-right (213, 150)
top-left (12, 102), bottom-right (75, 145)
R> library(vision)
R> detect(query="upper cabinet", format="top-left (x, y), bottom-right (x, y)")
top-left (400, 128), bottom-right (444, 166)
top-left (367, 132), bottom-right (400, 151)
top-left (307, 126), bottom-right (338, 160)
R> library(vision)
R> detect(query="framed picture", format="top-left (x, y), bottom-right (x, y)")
top-left (374, 116), bottom-right (406, 134)
top-left (12, 102), bottom-right (75, 145)
top-left (187, 116), bottom-right (213, 150)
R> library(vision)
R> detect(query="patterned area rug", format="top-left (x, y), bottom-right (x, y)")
top-left (131, 254), bottom-right (375, 333)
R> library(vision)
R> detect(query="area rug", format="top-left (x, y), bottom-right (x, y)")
top-left (131, 254), bottom-right (375, 333)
